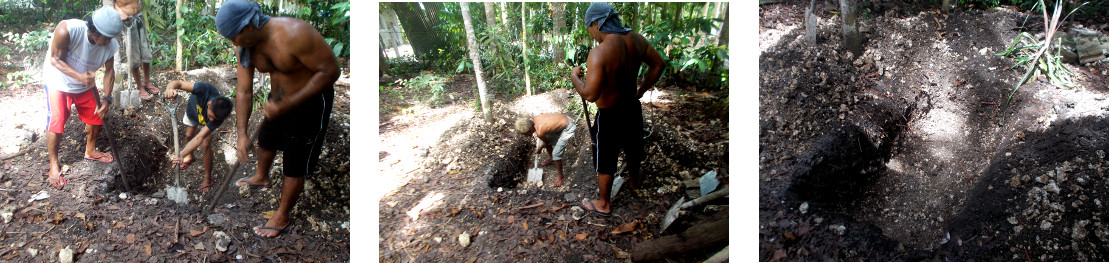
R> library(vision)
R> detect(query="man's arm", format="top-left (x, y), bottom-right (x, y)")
top-left (261, 24), bottom-right (340, 119)
top-left (636, 35), bottom-right (664, 98)
top-left (234, 54), bottom-right (256, 162)
top-left (571, 47), bottom-right (609, 102)
top-left (164, 80), bottom-right (194, 99)
top-left (48, 22), bottom-right (97, 88)
top-left (175, 126), bottom-right (212, 162)
top-left (95, 56), bottom-right (115, 118)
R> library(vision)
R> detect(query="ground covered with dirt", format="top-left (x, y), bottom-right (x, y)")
top-left (760, 0), bottom-right (1109, 261)
top-left (379, 73), bottom-right (729, 262)
top-left (0, 66), bottom-right (351, 261)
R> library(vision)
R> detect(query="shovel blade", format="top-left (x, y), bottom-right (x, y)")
top-left (527, 168), bottom-right (543, 184)
top-left (165, 185), bottom-right (188, 204)
top-left (610, 176), bottom-right (626, 200)
top-left (660, 196), bottom-right (685, 234)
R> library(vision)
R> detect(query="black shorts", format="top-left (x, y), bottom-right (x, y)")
top-left (258, 86), bottom-right (334, 178)
top-left (591, 100), bottom-right (644, 175)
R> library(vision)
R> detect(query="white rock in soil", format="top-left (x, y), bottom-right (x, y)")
top-left (830, 225), bottom-right (847, 235)
top-left (571, 206), bottom-right (585, 221)
top-left (59, 246), bottom-right (74, 263)
top-left (1046, 181), bottom-right (1061, 194)
top-left (1041, 220), bottom-right (1053, 230)
top-left (459, 232), bottom-right (471, 248)
top-left (27, 248), bottom-right (38, 257)
top-left (119, 193), bottom-right (128, 199)
top-left (1008, 216), bottom-right (1019, 225)
top-left (213, 231), bottom-right (231, 252)
top-left (799, 202), bottom-right (809, 215)
top-left (433, 237), bottom-right (443, 243)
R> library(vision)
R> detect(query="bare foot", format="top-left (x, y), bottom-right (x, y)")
top-left (552, 177), bottom-right (564, 187)
top-left (47, 166), bottom-right (64, 187)
top-left (540, 160), bottom-right (554, 166)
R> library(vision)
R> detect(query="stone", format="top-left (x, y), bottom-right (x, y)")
top-left (144, 198), bottom-right (158, 206)
top-left (830, 225), bottom-right (847, 236)
top-left (799, 202), bottom-right (809, 215)
top-left (459, 232), bottom-right (471, 248)
top-left (563, 193), bottom-right (577, 203)
top-left (27, 248), bottom-right (38, 257)
top-left (153, 190), bottom-right (166, 198)
top-left (213, 231), bottom-right (231, 252)
top-left (571, 206), bottom-right (585, 221)
top-left (208, 214), bottom-right (228, 225)
top-left (1046, 181), bottom-right (1061, 194)
top-left (59, 246), bottom-right (74, 263)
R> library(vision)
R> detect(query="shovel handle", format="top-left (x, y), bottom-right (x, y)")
top-left (680, 187), bottom-right (729, 210)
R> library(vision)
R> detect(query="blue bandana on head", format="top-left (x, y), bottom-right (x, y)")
top-left (215, 0), bottom-right (271, 68)
top-left (584, 2), bottom-right (631, 34)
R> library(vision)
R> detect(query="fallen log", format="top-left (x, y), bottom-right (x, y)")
top-left (632, 219), bottom-right (728, 262)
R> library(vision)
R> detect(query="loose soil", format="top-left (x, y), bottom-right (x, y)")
top-left (760, 1), bottom-right (1109, 261)
top-left (0, 66), bottom-right (351, 261)
top-left (378, 73), bottom-right (729, 262)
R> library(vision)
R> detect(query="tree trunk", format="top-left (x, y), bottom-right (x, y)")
top-left (717, 3), bottom-right (728, 47)
top-left (484, 2), bottom-right (497, 29)
top-left (839, 0), bottom-right (861, 57)
top-left (174, 0), bottom-right (182, 71)
top-left (385, 2), bottom-right (445, 57)
top-left (521, 2), bottom-right (532, 95)
top-left (500, 2), bottom-right (509, 30)
top-left (552, 2), bottom-right (565, 65)
top-left (631, 219), bottom-right (729, 262)
top-left (461, 3), bottom-right (492, 122)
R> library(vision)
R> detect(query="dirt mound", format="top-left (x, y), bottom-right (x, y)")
top-left (761, 2), bottom-right (1109, 261)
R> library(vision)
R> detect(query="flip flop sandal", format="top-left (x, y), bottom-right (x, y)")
top-left (253, 220), bottom-right (293, 238)
top-left (178, 160), bottom-right (194, 170)
top-left (51, 177), bottom-right (67, 189)
top-left (84, 153), bottom-right (114, 163)
top-left (581, 198), bottom-right (612, 217)
top-left (146, 84), bottom-right (160, 95)
top-left (236, 177), bottom-right (267, 189)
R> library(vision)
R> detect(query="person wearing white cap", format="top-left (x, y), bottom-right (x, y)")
top-left (41, 6), bottom-right (123, 188)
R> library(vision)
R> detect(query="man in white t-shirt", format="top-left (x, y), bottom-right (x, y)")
top-left (42, 7), bottom-right (122, 188)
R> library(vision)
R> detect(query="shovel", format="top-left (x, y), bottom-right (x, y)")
top-left (161, 97), bottom-right (187, 204)
top-left (527, 153), bottom-right (542, 185)
top-left (660, 187), bottom-right (729, 234)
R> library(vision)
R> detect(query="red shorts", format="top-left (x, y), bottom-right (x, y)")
top-left (46, 86), bottom-right (102, 134)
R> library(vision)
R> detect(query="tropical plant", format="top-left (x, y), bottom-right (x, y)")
top-left (996, 0), bottom-right (1085, 106)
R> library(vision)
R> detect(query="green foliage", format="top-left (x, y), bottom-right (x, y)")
top-left (397, 74), bottom-right (447, 106)
top-left (997, 0), bottom-right (1081, 106)
top-left (3, 28), bottom-right (50, 69)
top-left (4, 70), bottom-right (33, 89)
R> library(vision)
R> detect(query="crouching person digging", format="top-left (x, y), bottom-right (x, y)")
top-left (164, 80), bottom-right (233, 192)
top-left (515, 113), bottom-right (577, 187)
